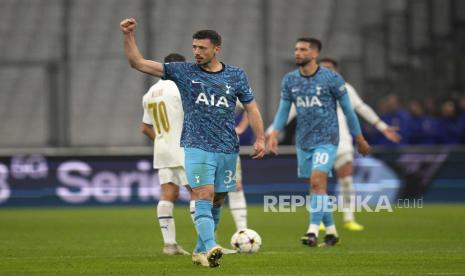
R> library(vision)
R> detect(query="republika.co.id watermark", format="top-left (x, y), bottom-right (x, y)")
top-left (263, 195), bottom-right (423, 213)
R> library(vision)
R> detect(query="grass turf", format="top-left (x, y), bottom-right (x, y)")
top-left (1, 204), bottom-right (465, 275)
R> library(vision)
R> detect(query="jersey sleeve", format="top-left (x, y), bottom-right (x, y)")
top-left (347, 83), bottom-right (388, 131)
top-left (162, 62), bottom-right (187, 84)
top-left (142, 95), bottom-right (152, 125)
top-left (280, 75), bottom-right (292, 101)
top-left (237, 70), bottom-right (254, 104)
top-left (329, 72), bottom-right (347, 99)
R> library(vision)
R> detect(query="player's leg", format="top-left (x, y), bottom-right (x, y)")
top-left (335, 153), bottom-right (364, 231)
top-left (297, 148), bottom-right (320, 246)
top-left (301, 145), bottom-right (339, 247)
top-left (185, 148), bottom-right (219, 267)
top-left (228, 155), bottom-right (247, 231)
top-left (203, 151), bottom-right (240, 266)
top-left (157, 168), bottom-right (190, 255)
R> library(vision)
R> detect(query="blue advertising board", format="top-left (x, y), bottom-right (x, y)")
top-left (0, 147), bottom-right (464, 207)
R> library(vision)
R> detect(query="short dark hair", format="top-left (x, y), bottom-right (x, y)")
top-left (192, 30), bottom-right (222, 46)
top-left (319, 57), bottom-right (339, 69)
top-left (164, 53), bottom-right (186, 63)
top-left (296, 37), bottom-right (322, 52)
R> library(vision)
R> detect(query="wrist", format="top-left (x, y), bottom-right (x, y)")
top-left (355, 135), bottom-right (365, 143)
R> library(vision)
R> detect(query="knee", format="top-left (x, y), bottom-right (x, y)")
top-left (213, 192), bottom-right (227, 207)
top-left (161, 186), bottom-right (179, 202)
top-left (195, 188), bottom-right (214, 201)
top-left (310, 175), bottom-right (326, 193)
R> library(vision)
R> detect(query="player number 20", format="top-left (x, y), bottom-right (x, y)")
top-left (148, 101), bottom-right (170, 134)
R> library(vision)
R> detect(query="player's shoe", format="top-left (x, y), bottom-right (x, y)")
top-left (318, 234), bottom-right (340, 247)
top-left (319, 223), bottom-right (325, 232)
top-left (206, 245), bottom-right (223, 268)
top-left (192, 252), bottom-right (209, 267)
top-left (344, 220), bottom-right (364, 231)
top-left (300, 233), bottom-right (318, 247)
top-left (220, 246), bottom-right (237, 254)
top-left (162, 244), bottom-right (190, 256)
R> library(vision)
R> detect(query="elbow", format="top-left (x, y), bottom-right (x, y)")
top-left (129, 59), bottom-right (140, 70)
top-left (141, 126), bottom-right (148, 135)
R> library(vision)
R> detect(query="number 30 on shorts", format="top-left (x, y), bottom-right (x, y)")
top-left (313, 152), bottom-right (329, 166)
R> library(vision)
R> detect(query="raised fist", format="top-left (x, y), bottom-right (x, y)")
top-left (120, 18), bottom-right (137, 34)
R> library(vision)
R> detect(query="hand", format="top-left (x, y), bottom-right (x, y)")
top-left (266, 131), bottom-right (279, 155)
top-left (355, 135), bottom-right (371, 156)
top-left (382, 126), bottom-right (401, 143)
top-left (120, 18), bottom-right (137, 34)
top-left (251, 138), bottom-right (265, 160)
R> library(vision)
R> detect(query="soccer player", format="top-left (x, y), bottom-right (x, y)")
top-left (319, 57), bottom-right (400, 231)
top-left (141, 53), bottom-right (192, 256)
top-left (267, 38), bottom-right (370, 247)
top-left (229, 105), bottom-right (250, 231)
top-left (121, 18), bottom-right (265, 267)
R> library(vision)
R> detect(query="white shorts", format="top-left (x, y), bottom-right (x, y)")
top-left (335, 129), bottom-right (354, 170)
top-left (236, 155), bottom-right (242, 183)
top-left (158, 166), bottom-right (188, 186)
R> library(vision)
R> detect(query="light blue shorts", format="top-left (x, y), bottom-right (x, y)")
top-left (296, 144), bottom-right (338, 178)
top-left (184, 147), bottom-right (238, 193)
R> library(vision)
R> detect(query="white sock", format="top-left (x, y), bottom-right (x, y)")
top-left (325, 225), bottom-right (338, 236)
top-left (189, 200), bottom-right (195, 223)
top-left (228, 190), bottom-right (247, 231)
top-left (340, 176), bottom-right (355, 222)
top-left (157, 200), bottom-right (176, 245)
top-left (307, 224), bottom-right (320, 237)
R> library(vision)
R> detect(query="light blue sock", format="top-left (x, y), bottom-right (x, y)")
top-left (194, 235), bottom-right (205, 253)
top-left (211, 205), bottom-right (222, 231)
top-left (322, 196), bottom-right (335, 227)
top-left (194, 200), bottom-right (216, 251)
top-left (309, 194), bottom-right (327, 227)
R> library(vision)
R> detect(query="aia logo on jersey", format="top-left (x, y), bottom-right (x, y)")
top-left (296, 96), bottom-right (322, 107)
top-left (195, 92), bottom-right (229, 108)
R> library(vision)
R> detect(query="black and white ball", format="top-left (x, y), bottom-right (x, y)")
top-left (230, 229), bottom-right (262, 253)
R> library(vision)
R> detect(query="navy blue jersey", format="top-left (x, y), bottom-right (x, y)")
top-left (281, 67), bottom-right (347, 149)
top-left (163, 62), bottom-right (254, 153)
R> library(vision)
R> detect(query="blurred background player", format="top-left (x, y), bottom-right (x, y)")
top-left (141, 53), bottom-right (191, 256)
top-left (229, 104), bottom-right (250, 232)
top-left (318, 57), bottom-right (401, 231)
top-left (121, 18), bottom-right (266, 267)
top-left (267, 38), bottom-right (370, 247)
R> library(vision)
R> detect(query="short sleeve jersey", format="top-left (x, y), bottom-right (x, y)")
top-left (281, 66), bottom-right (347, 149)
top-left (163, 62), bottom-right (254, 153)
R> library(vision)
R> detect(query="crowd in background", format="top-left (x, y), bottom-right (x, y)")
top-left (237, 93), bottom-right (465, 146)
top-left (364, 94), bottom-right (465, 146)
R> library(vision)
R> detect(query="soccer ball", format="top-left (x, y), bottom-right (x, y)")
top-left (230, 229), bottom-right (262, 253)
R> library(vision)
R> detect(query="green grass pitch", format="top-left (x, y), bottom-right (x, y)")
top-left (1, 204), bottom-right (465, 275)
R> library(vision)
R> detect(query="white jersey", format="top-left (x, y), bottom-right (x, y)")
top-left (336, 83), bottom-right (387, 154)
top-left (142, 80), bottom-right (184, 169)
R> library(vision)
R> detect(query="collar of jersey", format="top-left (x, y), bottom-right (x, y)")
top-left (197, 62), bottom-right (225, 74)
top-left (299, 66), bottom-right (320, 78)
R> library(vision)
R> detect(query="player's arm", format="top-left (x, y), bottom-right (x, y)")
top-left (120, 18), bottom-right (164, 77)
top-left (267, 99), bottom-right (292, 155)
top-left (141, 123), bottom-right (155, 141)
top-left (235, 112), bottom-right (249, 135)
top-left (338, 93), bottom-right (370, 155)
top-left (347, 85), bottom-right (401, 143)
top-left (243, 100), bottom-right (265, 159)
top-left (265, 104), bottom-right (297, 135)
